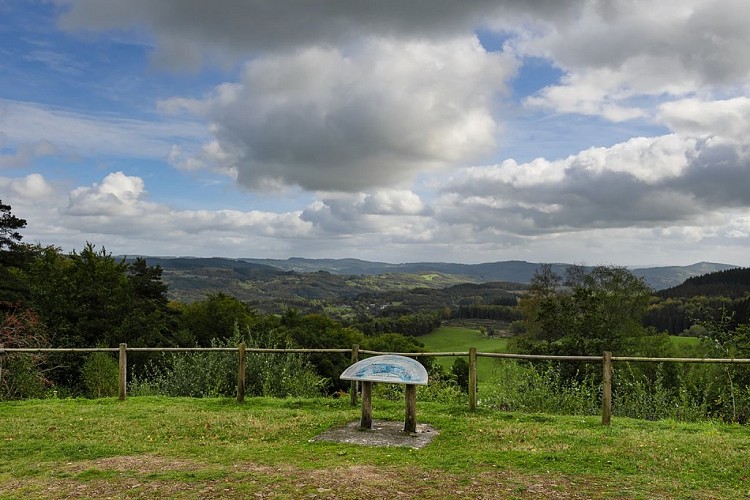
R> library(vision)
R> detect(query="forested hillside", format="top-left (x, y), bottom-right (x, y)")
top-left (644, 267), bottom-right (750, 335)
top-left (240, 257), bottom-right (735, 290)
top-left (658, 267), bottom-right (750, 298)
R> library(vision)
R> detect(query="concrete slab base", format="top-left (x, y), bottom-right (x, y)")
top-left (309, 419), bottom-right (438, 449)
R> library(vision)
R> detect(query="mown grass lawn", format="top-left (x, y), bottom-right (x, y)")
top-left (1, 396), bottom-right (749, 498)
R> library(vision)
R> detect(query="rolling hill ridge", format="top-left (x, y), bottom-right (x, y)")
top-left (127, 257), bottom-right (738, 306)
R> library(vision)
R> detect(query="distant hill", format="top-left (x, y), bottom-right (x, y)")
top-left (242, 258), bottom-right (736, 291)
top-left (658, 266), bottom-right (750, 298)
top-left (138, 257), bottom-right (282, 277)
top-left (127, 256), bottom-right (739, 306)
top-left (242, 258), bottom-right (573, 284)
top-left (631, 262), bottom-right (740, 292)
top-left (128, 256), bottom-right (480, 306)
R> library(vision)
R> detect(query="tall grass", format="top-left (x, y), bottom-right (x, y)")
top-left (129, 328), bottom-right (326, 398)
top-left (477, 361), bottom-right (601, 416)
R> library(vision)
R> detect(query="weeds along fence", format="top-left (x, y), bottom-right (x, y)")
top-left (2, 342), bottom-right (750, 426)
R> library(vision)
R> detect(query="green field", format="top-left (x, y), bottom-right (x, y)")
top-left (420, 328), bottom-right (708, 381)
top-left (1, 397), bottom-right (748, 498)
top-left (669, 335), bottom-right (701, 351)
top-left (419, 326), bottom-right (509, 380)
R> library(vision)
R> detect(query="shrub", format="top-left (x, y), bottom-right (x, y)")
top-left (450, 358), bottom-right (469, 393)
top-left (129, 326), bottom-right (326, 398)
top-left (479, 361), bottom-right (600, 416)
top-left (81, 352), bottom-right (119, 398)
top-left (0, 354), bottom-right (46, 400)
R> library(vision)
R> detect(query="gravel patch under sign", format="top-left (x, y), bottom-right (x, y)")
top-left (310, 419), bottom-right (438, 449)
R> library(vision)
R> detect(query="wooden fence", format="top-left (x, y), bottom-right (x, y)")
top-left (2, 343), bottom-right (750, 426)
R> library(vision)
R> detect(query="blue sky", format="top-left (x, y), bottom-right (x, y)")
top-left (2, 0), bottom-right (750, 266)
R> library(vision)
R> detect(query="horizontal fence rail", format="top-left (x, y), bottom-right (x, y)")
top-left (2, 342), bottom-right (749, 425)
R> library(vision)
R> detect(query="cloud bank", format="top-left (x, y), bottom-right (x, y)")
top-left (0, 1), bottom-right (748, 266)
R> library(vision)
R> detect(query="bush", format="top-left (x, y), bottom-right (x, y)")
top-left (451, 358), bottom-right (469, 393)
top-left (612, 363), bottom-right (707, 421)
top-left (0, 354), bottom-right (46, 400)
top-left (81, 352), bottom-right (119, 398)
top-left (479, 361), bottom-right (600, 416)
top-left (129, 327), bottom-right (326, 398)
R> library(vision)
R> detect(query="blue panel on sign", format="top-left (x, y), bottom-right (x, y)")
top-left (340, 355), bottom-right (428, 385)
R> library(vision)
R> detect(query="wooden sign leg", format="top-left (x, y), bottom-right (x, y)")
top-left (360, 381), bottom-right (373, 430)
top-left (404, 384), bottom-right (416, 433)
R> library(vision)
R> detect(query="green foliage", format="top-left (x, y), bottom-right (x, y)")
top-left (479, 361), bottom-right (601, 416)
top-left (0, 201), bottom-right (41, 303)
top-left (0, 303), bottom-right (49, 400)
top-left (27, 244), bottom-right (176, 350)
top-left (693, 310), bottom-right (750, 423)
top-left (355, 310), bottom-right (444, 337)
top-left (644, 295), bottom-right (748, 334)
top-left (612, 363), bottom-right (708, 421)
top-left (19, 244), bottom-right (180, 391)
top-left (177, 293), bottom-right (257, 346)
top-left (130, 327), bottom-right (325, 398)
top-left (660, 266), bottom-right (750, 299)
top-left (361, 332), bottom-right (424, 353)
top-left (280, 311), bottom-right (365, 392)
top-left (81, 352), bottom-right (119, 398)
top-left (453, 303), bottom-right (521, 321)
top-left (119, 258), bottom-right (180, 347)
top-left (130, 350), bottom-right (235, 398)
top-left (516, 264), bottom-right (653, 357)
top-left (0, 200), bottom-right (26, 255)
top-left (450, 357), bottom-right (469, 392)
top-left (0, 353), bottom-right (46, 400)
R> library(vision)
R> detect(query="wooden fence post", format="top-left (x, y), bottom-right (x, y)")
top-left (350, 344), bottom-right (359, 406)
top-left (404, 384), bottom-right (417, 433)
top-left (237, 343), bottom-right (246, 402)
top-left (469, 347), bottom-right (477, 411)
top-left (118, 343), bottom-right (127, 401)
top-left (602, 351), bottom-right (612, 426)
top-left (360, 380), bottom-right (372, 429)
top-left (0, 343), bottom-right (4, 389)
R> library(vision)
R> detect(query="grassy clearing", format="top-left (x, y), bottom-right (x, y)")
top-left (421, 329), bottom-right (706, 381)
top-left (669, 335), bottom-right (701, 352)
top-left (1, 396), bottom-right (748, 499)
top-left (420, 326), bottom-right (509, 380)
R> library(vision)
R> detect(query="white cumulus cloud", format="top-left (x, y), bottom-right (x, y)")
top-left (161, 37), bottom-right (513, 192)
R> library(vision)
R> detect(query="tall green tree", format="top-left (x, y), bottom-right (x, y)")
top-left (116, 258), bottom-right (181, 347)
top-left (516, 265), bottom-right (654, 356)
top-left (280, 311), bottom-right (365, 392)
top-left (26, 244), bottom-right (129, 346)
top-left (0, 201), bottom-right (37, 303)
top-left (0, 200), bottom-right (25, 256)
top-left (25, 245), bottom-right (180, 390)
top-left (177, 293), bottom-right (257, 346)
top-left (518, 263), bottom-right (567, 350)
top-left (27, 244), bottom-right (177, 348)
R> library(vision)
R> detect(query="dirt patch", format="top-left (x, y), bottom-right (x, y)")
top-left (64, 454), bottom-right (206, 474)
top-left (3, 460), bottom-right (600, 499)
top-left (309, 419), bottom-right (438, 449)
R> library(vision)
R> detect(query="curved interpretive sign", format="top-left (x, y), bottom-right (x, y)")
top-left (340, 355), bottom-right (428, 433)
top-left (340, 354), bottom-right (428, 386)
